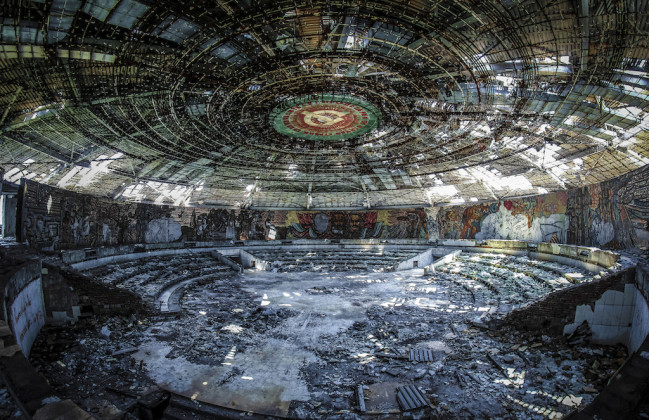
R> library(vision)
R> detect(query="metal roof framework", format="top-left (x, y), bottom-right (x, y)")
top-left (0, 0), bottom-right (647, 209)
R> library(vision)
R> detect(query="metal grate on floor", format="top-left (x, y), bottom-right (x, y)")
top-left (396, 385), bottom-right (429, 411)
top-left (409, 349), bottom-right (434, 362)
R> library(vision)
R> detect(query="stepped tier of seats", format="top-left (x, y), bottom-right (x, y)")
top-left (81, 252), bottom-right (235, 310)
top-left (246, 247), bottom-right (427, 272)
top-left (433, 252), bottom-right (594, 309)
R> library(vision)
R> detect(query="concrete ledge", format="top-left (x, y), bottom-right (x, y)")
top-left (240, 249), bottom-right (270, 270)
top-left (211, 250), bottom-right (242, 273)
top-left (529, 251), bottom-right (604, 273)
top-left (537, 243), bottom-right (619, 269)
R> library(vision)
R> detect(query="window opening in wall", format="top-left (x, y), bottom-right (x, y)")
top-left (413, 260), bottom-right (418, 268)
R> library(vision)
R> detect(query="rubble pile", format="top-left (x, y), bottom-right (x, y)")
top-left (30, 316), bottom-right (157, 419)
top-left (24, 252), bottom-right (632, 419)
top-left (0, 382), bottom-right (20, 418)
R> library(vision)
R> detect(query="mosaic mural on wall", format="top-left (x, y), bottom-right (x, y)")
top-left (437, 164), bottom-right (649, 250)
top-left (17, 163), bottom-right (649, 251)
top-left (18, 179), bottom-right (441, 250)
top-left (285, 208), bottom-right (438, 240)
top-left (19, 179), bottom-right (182, 250)
top-left (438, 193), bottom-right (569, 243)
top-left (567, 165), bottom-right (649, 250)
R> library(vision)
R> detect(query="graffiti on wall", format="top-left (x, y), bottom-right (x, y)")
top-left (438, 192), bottom-right (569, 243)
top-left (11, 277), bottom-right (46, 357)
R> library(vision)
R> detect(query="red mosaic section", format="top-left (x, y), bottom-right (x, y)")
top-left (282, 102), bottom-right (370, 137)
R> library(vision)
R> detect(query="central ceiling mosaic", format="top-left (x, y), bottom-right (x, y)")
top-left (270, 95), bottom-right (381, 141)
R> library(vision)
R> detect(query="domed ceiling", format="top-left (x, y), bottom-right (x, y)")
top-left (0, 0), bottom-right (648, 209)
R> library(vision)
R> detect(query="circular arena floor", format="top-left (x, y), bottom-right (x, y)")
top-left (30, 251), bottom-right (628, 419)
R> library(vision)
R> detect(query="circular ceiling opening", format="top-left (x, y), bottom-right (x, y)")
top-left (270, 94), bottom-right (381, 141)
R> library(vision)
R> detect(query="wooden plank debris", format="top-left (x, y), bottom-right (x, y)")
top-left (486, 352), bottom-right (508, 378)
top-left (375, 352), bottom-right (408, 360)
top-left (357, 385), bottom-right (366, 412)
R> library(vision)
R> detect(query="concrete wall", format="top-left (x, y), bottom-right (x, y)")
top-left (0, 260), bottom-right (45, 357)
top-left (563, 284), bottom-right (636, 346)
top-left (424, 250), bottom-right (461, 274)
top-left (560, 264), bottom-right (649, 352)
top-left (505, 269), bottom-right (633, 335)
top-left (42, 264), bottom-right (145, 319)
top-left (629, 264), bottom-right (649, 352)
top-left (210, 250), bottom-right (242, 273)
top-left (240, 249), bottom-right (271, 270)
top-left (433, 239), bottom-right (618, 271)
top-left (629, 286), bottom-right (649, 353)
top-left (393, 248), bottom-right (434, 271)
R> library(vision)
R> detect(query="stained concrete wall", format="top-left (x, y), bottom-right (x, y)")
top-left (629, 286), bottom-right (649, 353)
top-left (505, 269), bottom-right (633, 335)
top-left (41, 264), bottom-right (145, 319)
top-left (424, 250), bottom-right (461, 274)
top-left (629, 264), bottom-right (649, 352)
top-left (393, 248), bottom-right (434, 271)
top-left (240, 249), bottom-right (270, 270)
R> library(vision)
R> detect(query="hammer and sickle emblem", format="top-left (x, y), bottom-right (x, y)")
top-left (301, 110), bottom-right (348, 127)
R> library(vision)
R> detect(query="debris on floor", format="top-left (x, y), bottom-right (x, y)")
top-left (25, 252), bottom-right (631, 419)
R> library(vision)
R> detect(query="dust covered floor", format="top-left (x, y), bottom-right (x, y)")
top-left (30, 254), bottom-right (629, 419)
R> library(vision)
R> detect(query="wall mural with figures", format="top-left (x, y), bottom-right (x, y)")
top-left (18, 179), bottom-right (183, 251)
top-left (15, 164), bottom-right (649, 251)
top-left (566, 164), bottom-right (649, 250)
top-left (286, 208), bottom-right (438, 240)
top-left (438, 193), bottom-right (569, 243)
top-left (436, 164), bottom-right (649, 251)
top-left (17, 179), bottom-right (439, 250)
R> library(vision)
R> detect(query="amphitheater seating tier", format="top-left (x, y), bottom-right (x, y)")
top-left (246, 247), bottom-right (426, 272)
